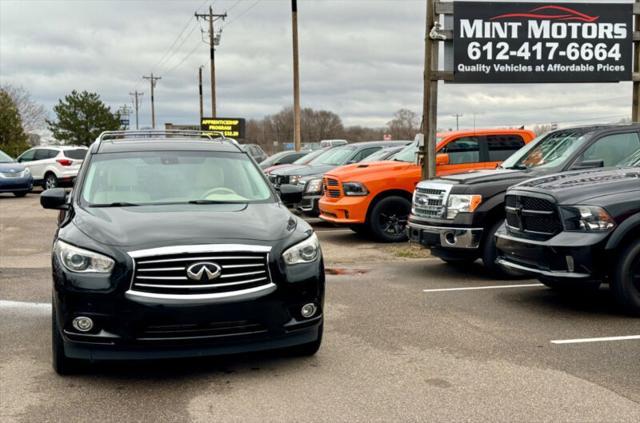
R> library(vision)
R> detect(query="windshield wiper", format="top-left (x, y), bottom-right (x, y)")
top-left (188, 199), bottom-right (245, 205)
top-left (504, 164), bottom-right (528, 170)
top-left (90, 202), bottom-right (141, 207)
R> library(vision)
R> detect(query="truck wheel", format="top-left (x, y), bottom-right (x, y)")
top-left (611, 239), bottom-right (640, 315)
top-left (482, 220), bottom-right (521, 279)
top-left (368, 196), bottom-right (411, 243)
top-left (52, 304), bottom-right (81, 375)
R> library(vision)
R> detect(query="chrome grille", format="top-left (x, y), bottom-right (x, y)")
top-left (0, 170), bottom-right (26, 178)
top-left (413, 186), bottom-right (447, 219)
top-left (130, 247), bottom-right (272, 296)
top-left (505, 194), bottom-right (562, 239)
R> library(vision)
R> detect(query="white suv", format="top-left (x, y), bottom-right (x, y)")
top-left (17, 146), bottom-right (88, 189)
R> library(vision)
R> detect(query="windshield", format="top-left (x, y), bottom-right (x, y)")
top-left (293, 149), bottom-right (325, 164)
top-left (309, 146), bottom-right (355, 166)
top-left (500, 130), bottom-right (587, 170)
top-left (619, 148), bottom-right (640, 167)
top-left (393, 141), bottom-right (419, 163)
top-left (81, 151), bottom-right (273, 206)
top-left (260, 151), bottom-right (290, 168)
top-left (361, 148), bottom-right (397, 163)
top-left (0, 150), bottom-right (14, 163)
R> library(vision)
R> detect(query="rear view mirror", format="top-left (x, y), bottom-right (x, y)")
top-left (572, 159), bottom-right (604, 170)
top-left (436, 153), bottom-right (450, 166)
top-left (41, 188), bottom-right (69, 210)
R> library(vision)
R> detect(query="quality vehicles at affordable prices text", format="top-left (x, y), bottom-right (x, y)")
top-left (42, 130), bottom-right (324, 375)
top-left (407, 125), bottom-right (640, 277)
top-left (495, 161), bottom-right (640, 314)
top-left (319, 129), bottom-right (535, 242)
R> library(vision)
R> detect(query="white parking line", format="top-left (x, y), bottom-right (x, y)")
top-left (0, 300), bottom-right (51, 310)
top-left (423, 283), bottom-right (544, 293)
top-left (551, 335), bottom-right (640, 345)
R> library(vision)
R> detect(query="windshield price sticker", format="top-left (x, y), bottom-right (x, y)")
top-left (453, 2), bottom-right (633, 83)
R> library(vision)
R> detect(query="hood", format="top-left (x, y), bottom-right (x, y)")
top-left (0, 162), bottom-right (26, 173)
top-left (326, 161), bottom-right (414, 180)
top-left (438, 168), bottom-right (534, 185)
top-left (513, 167), bottom-right (640, 204)
top-left (73, 202), bottom-right (296, 249)
top-left (275, 164), bottom-right (336, 178)
top-left (264, 164), bottom-right (297, 174)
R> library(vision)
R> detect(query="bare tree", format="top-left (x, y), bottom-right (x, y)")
top-left (1, 84), bottom-right (47, 133)
top-left (386, 109), bottom-right (419, 140)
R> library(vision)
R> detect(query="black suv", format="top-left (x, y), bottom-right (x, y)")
top-left (41, 130), bottom-right (324, 375)
top-left (270, 141), bottom-right (409, 216)
top-left (408, 125), bottom-right (640, 276)
top-left (495, 161), bottom-right (640, 314)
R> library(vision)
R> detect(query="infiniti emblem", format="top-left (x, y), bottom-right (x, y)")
top-left (186, 262), bottom-right (222, 281)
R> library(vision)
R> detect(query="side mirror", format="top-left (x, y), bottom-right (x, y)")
top-left (572, 159), bottom-right (604, 170)
top-left (436, 153), bottom-right (450, 166)
top-left (41, 188), bottom-right (69, 210)
top-left (278, 184), bottom-right (303, 204)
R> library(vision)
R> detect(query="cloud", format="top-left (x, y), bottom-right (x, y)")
top-left (0, 0), bottom-right (634, 134)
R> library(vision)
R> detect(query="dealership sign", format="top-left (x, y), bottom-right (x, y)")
top-left (201, 117), bottom-right (246, 139)
top-left (453, 2), bottom-right (633, 83)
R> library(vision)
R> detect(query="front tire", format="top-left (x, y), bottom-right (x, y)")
top-left (611, 239), bottom-right (640, 315)
top-left (482, 220), bottom-right (521, 279)
top-left (368, 196), bottom-right (411, 243)
top-left (44, 173), bottom-right (58, 190)
top-left (52, 304), bottom-right (81, 375)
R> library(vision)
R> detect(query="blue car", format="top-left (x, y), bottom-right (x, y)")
top-left (0, 149), bottom-right (33, 197)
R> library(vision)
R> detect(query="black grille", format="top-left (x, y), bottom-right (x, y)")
top-left (138, 320), bottom-right (267, 341)
top-left (327, 190), bottom-right (341, 198)
top-left (326, 178), bottom-right (339, 186)
top-left (132, 251), bottom-right (271, 295)
top-left (323, 177), bottom-right (341, 198)
top-left (505, 194), bottom-right (562, 239)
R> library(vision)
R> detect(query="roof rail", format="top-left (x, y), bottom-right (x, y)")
top-left (94, 130), bottom-right (240, 151)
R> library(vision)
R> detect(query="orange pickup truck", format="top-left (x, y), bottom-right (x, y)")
top-left (318, 129), bottom-right (536, 242)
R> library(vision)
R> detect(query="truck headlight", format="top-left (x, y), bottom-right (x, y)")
top-left (305, 178), bottom-right (323, 194)
top-left (283, 233), bottom-right (320, 265)
top-left (54, 240), bottom-right (115, 273)
top-left (289, 175), bottom-right (301, 185)
top-left (342, 182), bottom-right (368, 196)
top-left (560, 206), bottom-right (616, 232)
top-left (446, 194), bottom-right (482, 219)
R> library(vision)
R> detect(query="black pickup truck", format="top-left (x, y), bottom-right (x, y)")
top-left (408, 124), bottom-right (640, 277)
top-left (495, 163), bottom-right (640, 314)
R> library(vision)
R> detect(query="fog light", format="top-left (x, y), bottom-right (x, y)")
top-left (301, 303), bottom-right (317, 318)
top-left (72, 316), bottom-right (94, 332)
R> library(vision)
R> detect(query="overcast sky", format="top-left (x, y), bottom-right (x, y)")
top-left (0, 0), bottom-right (635, 133)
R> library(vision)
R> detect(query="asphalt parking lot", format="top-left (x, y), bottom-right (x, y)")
top-left (1, 192), bottom-right (640, 422)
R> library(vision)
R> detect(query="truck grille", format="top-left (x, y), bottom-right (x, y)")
top-left (505, 194), bottom-right (563, 239)
top-left (131, 250), bottom-right (272, 296)
top-left (413, 186), bottom-right (447, 219)
top-left (138, 320), bottom-right (267, 341)
top-left (324, 177), bottom-right (341, 198)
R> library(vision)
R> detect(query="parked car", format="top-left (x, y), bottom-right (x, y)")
top-left (263, 148), bottom-right (330, 175)
top-left (495, 162), bottom-right (640, 314)
top-left (259, 150), bottom-right (310, 170)
top-left (270, 141), bottom-right (410, 216)
top-left (320, 139), bottom-right (348, 148)
top-left (17, 145), bottom-right (88, 189)
top-left (320, 129), bottom-right (536, 242)
top-left (240, 143), bottom-right (268, 163)
top-left (41, 130), bottom-right (324, 375)
top-left (0, 149), bottom-right (33, 197)
top-left (407, 125), bottom-right (640, 277)
top-left (358, 145), bottom-right (405, 163)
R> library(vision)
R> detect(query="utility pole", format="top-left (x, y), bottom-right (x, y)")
top-left (291, 0), bottom-right (302, 152)
top-left (198, 66), bottom-right (204, 122)
top-left (453, 113), bottom-right (463, 131)
top-left (633, 0), bottom-right (639, 122)
top-left (421, 0), bottom-right (438, 179)
top-left (142, 73), bottom-right (161, 128)
top-left (195, 6), bottom-right (226, 117)
top-left (129, 90), bottom-right (144, 130)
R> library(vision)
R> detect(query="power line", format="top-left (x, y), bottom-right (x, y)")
top-left (163, 42), bottom-right (203, 77)
top-left (195, 6), bottom-right (227, 117)
top-left (157, 22), bottom-right (203, 74)
top-left (222, 0), bottom-right (260, 28)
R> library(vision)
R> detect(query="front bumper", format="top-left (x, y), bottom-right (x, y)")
top-left (319, 196), bottom-right (368, 225)
top-left (495, 226), bottom-right (610, 280)
top-left (296, 195), bottom-right (321, 216)
top-left (407, 220), bottom-right (483, 250)
top-left (0, 176), bottom-right (33, 192)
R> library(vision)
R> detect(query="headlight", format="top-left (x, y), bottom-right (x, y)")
top-left (446, 194), bottom-right (482, 219)
top-left (289, 175), bottom-right (301, 185)
top-left (305, 178), bottom-right (323, 194)
top-left (54, 240), bottom-right (115, 273)
top-left (560, 206), bottom-right (616, 232)
top-left (282, 233), bottom-right (320, 265)
top-left (342, 182), bottom-right (368, 196)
